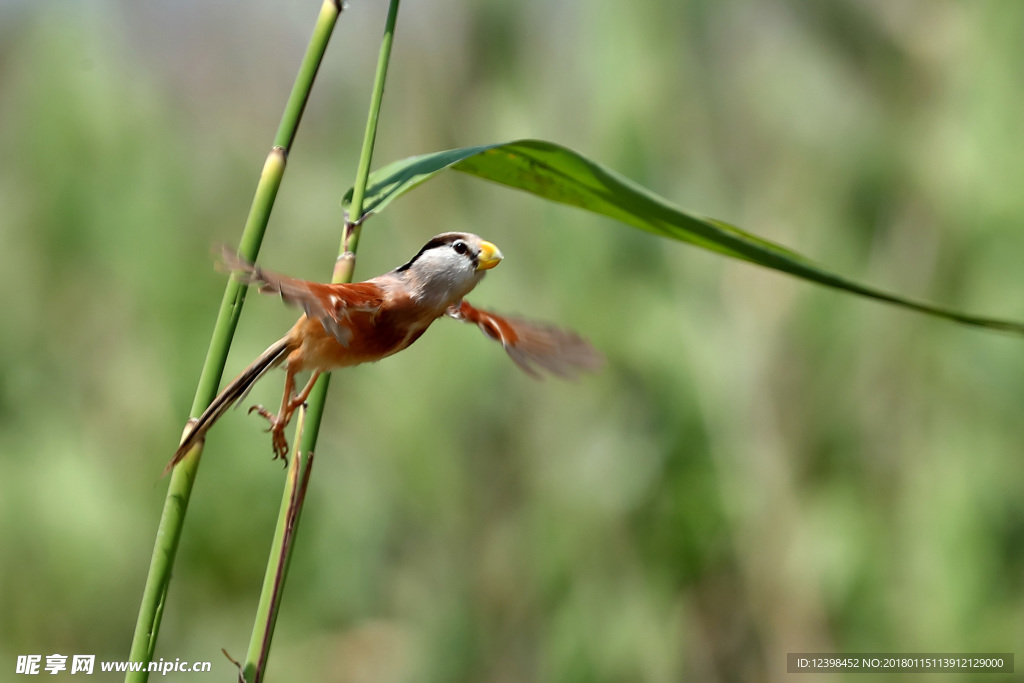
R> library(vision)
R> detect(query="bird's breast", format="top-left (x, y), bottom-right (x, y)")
top-left (289, 306), bottom-right (437, 372)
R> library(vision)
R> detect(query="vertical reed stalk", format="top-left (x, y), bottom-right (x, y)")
top-left (126, 3), bottom-right (344, 681)
top-left (242, 2), bottom-right (402, 680)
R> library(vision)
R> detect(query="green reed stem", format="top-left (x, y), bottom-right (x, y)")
top-left (242, 3), bottom-right (401, 681)
top-left (126, 3), bottom-right (344, 681)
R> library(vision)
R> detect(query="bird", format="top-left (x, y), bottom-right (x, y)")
top-left (165, 232), bottom-right (602, 474)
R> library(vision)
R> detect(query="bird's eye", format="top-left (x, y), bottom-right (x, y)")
top-left (453, 241), bottom-right (468, 255)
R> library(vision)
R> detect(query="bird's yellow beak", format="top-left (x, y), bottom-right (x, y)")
top-left (476, 241), bottom-right (503, 271)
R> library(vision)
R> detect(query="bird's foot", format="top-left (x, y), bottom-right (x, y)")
top-left (270, 427), bottom-right (290, 467)
top-left (248, 404), bottom-right (275, 425)
top-left (248, 404), bottom-right (291, 466)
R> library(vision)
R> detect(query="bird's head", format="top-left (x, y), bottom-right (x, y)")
top-left (395, 232), bottom-right (503, 308)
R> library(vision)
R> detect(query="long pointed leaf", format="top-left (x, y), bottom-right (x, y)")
top-left (342, 139), bottom-right (1024, 334)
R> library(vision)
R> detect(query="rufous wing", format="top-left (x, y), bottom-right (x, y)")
top-left (219, 246), bottom-right (385, 345)
top-left (449, 300), bottom-right (603, 378)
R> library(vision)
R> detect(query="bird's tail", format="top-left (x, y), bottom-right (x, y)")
top-left (164, 336), bottom-right (292, 475)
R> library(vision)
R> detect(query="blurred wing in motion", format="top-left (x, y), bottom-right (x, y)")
top-left (448, 300), bottom-right (603, 378)
top-left (219, 246), bottom-right (385, 344)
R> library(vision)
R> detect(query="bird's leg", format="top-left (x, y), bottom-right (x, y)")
top-left (248, 367), bottom-right (296, 464)
top-left (288, 371), bottom-right (321, 410)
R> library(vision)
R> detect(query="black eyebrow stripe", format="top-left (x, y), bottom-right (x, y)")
top-left (395, 235), bottom-right (464, 272)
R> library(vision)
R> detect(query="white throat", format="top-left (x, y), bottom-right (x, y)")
top-left (404, 254), bottom-right (485, 312)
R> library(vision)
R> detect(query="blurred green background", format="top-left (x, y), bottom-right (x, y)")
top-left (1, 0), bottom-right (1023, 680)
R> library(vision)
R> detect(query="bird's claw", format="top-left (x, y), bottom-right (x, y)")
top-left (248, 404), bottom-right (291, 466)
top-left (270, 428), bottom-right (290, 467)
top-left (248, 404), bottom-right (273, 421)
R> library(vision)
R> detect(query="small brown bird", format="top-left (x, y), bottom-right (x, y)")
top-left (166, 233), bottom-right (601, 473)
